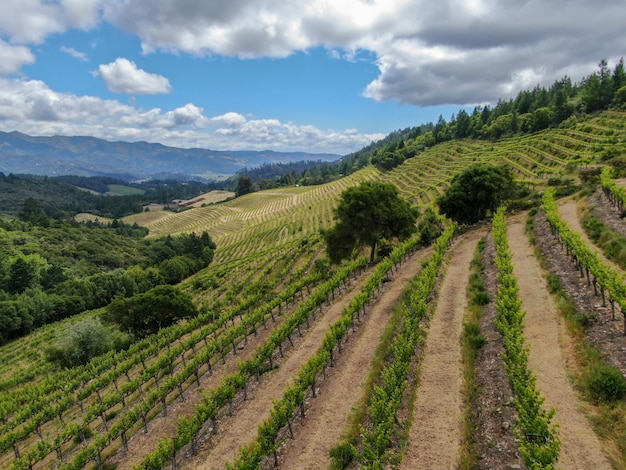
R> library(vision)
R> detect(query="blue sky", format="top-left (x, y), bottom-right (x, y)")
top-left (0, 1), bottom-right (625, 155)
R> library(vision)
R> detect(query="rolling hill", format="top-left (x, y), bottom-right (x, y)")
top-left (0, 131), bottom-right (340, 181)
top-left (1, 110), bottom-right (626, 469)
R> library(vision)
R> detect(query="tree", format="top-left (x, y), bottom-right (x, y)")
top-left (7, 257), bottom-right (37, 294)
top-left (323, 181), bottom-right (418, 263)
top-left (235, 175), bottom-right (254, 197)
top-left (45, 318), bottom-right (123, 368)
top-left (437, 163), bottom-right (514, 225)
top-left (104, 285), bottom-right (198, 338)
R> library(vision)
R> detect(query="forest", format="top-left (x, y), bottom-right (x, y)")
top-left (0, 210), bottom-right (215, 345)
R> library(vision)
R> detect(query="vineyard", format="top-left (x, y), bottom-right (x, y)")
top-left (2, 110), bottom-right (626, 469)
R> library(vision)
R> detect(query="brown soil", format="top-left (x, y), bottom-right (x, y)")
top-left (277, 247), bottom-right (433, 470)
top-left (182, 247), bottom-right (432, 469)
top-left (508, 215), bottom-right (612, 469)
top-left (558, 198), bottom-right (625, 275)
top-left (473, 233), bottom-right (526, 469)
top-left (108, 300), bottom-right (298, 469)
top-left (186, 277), bottom-right (370, 470)
top-left (544, 197), bottom-right (626, 376)
top-left (400, 230), bottom-right (484, 469)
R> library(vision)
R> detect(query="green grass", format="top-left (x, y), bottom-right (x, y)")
top-left (460, 237), bottom-right (488, 470)
top-left (105, 184), bottom-right (145, 196)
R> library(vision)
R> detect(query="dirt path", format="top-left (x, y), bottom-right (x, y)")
top-left (400, 230), bottom-right (484, 470)
top-left (558, 199), bottom-right (625, 276)
top-left (278, 248), bottom-right (432, 470)
top-left (507, 216), bottom-right (612, 470)
top-left (184, 261), bottom-right (377, 469)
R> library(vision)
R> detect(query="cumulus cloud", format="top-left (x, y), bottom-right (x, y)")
top-left (210, 112), bottom-right (247, 127)
top-left (0, 40), bottom-right (35, 74)
top-left (0, 78), bottom-right (381, 153)
top-left (0, 0), bottom-right (99, 44)
top-left (100, 0), bottom-right (626, 106)
top-left (2, 0), bottom-right (625, 129)
top-left (96, 58), bottom-right (172, 94)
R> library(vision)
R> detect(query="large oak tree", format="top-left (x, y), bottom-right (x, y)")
top-left (437, 163), bottom-right (514, 225)
top-left (323, 181), bottom-right (418, 263)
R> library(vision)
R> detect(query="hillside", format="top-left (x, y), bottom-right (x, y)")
top-left (2, 110), bottom-right (626, 469)
top-left (0, 131), bottom-right (340, 181)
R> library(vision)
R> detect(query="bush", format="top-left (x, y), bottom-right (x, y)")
top-left (586, 365), bottom-right (626, 403)
top-left (46, 317), bottom-right (126, 368)
top-left (329, 442), bottom-right (357, 469)
top-left (463, 322), bottom-right (486, 351)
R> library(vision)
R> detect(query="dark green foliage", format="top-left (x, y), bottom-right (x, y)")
top-left (0, 173), bottom-right (221, 220)
top-left (323, 181), bottom-right (418, 263)
top-left (437, 163), bottom-right (515, 225)
top-left (581, 211), bottom-right (626, 270)
top-left (19, 197), bottom-right (49, 226)
top-left (586, 365), bottom-right (626, 403)
top-left (6, 257), bottom-right (37, 294)
top-left (463, 322), bottom-right (486, 351)
top-left (417, 207), bottom-right (443, 245)
top-left (45, 318), bottom-right (128, 368)
top-left (329, 442), bottom-right (357, 469)
top-left (105, 285), bottom-right (198, 338)
top-left (0, 216), bottom-right (215, 344)
top-left (235, 175), bottom-right (254, 197)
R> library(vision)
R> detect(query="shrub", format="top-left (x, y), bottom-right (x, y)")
top-left (463, 322), bottom-right (486, 351)
top-left (586, 365), bottom-right (626, 403)
top-left (46, 317), bottom-right (125, 368)
top-left (329, 442), bottom-right (357, 469)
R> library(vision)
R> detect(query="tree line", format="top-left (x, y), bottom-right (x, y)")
top-left (370, 58), bottom-right (626, 171)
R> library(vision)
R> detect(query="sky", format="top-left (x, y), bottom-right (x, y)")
top-left (0, 1), bottom-right (625, 156)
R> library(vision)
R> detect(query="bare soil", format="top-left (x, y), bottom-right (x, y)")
top-left (473, 233), bottom-right (526, 469)
top-left (277, 247), bottom-right (433, 469)
top-left (540, 199), bottom-right (626, 376)
top-left (400, 230), bottom-right (484, 469)
top-left (508, 215), bottom-right (612, 469)
top-left (182, 247), bottom-right (432, 469)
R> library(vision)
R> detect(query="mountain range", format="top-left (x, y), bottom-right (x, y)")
top-left (0, 131), bottom-right (341, 181)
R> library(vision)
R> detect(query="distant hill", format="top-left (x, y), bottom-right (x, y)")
top-left (0, 131), bottom-right (340, 181)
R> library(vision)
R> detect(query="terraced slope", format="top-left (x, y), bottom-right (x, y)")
top-left (2, 111), bottom-right (626, 469)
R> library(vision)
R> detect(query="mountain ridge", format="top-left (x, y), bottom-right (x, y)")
top-left (0, 131), bottom-right (341, 181)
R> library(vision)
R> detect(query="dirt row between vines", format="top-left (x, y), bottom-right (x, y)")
top-left (508, 215), bottom-right (612, 469)
top-left (109, 258), bottom-right (373, 468)
top-left (277, 246), bottom-right (434, 469)
top-left (180, 246), bottom-right (433, 470)
top-left (552, 194), bottom-right (626, 376)
top-left (400, 229), bottom-right (484, 469)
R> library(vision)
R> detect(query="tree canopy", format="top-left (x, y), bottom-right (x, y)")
top-left (104, 285), bottom-right (198, 338)
top-left (437, 163), bottom-right (514, 225)
top-left (323, 181), bottom-right (418, 263)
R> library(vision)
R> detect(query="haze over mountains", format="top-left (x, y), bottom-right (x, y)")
top-left (0, 131), bottom-right (340, 181)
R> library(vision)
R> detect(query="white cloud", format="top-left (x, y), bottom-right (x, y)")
top-left (100, 0), bottom-right (626, 106)
top-left (2, 0), bottom-right (625, 115)
top-left (0, 0), bottom-right (99, 44)
top-left (0, 40), bottom-right (35, 74)
top-left (210, 112), bottom-right (247, 127)
top-left (97, 58), bottom-right (172, 94)
top-left (60, 45), bottom-right (88, 61)
top-left (0, 78), bottom-right (381, 154)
